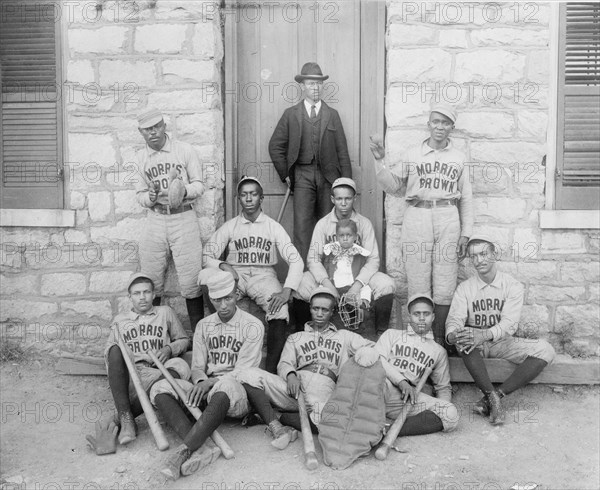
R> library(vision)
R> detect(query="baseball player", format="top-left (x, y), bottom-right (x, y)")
top-left (370, 103), bottom-right (473, 349)
top-left (238, 285), bottom-right (375, 445)
top-left (88, 272), bottom-right (190, 455)
top-left (151, 269), bottom-right (264, 480)
top-left (376, 293), bottom-right (458, 436)
top-left (446, 235), bottom-right (556, 425)
top-left (294, 178), bottom-right (395, 336)
top-left (134, 108), bottom-right (205, 331)
top-left (203, 176), bottom-right (303, 373)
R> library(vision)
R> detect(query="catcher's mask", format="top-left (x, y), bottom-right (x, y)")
top-left (338, 293), bottom-right (364, 330)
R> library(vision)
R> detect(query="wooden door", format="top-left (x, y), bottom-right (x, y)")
top-left (224, 0), bottom-right (385, 251)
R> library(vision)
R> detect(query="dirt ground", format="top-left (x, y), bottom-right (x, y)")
top-left (1, 357), bottom-right (599, 490)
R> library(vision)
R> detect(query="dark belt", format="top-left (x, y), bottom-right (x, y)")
top-left (299, 363), bottom-right (337, 383)
top-left (409, 198), bottom-right (457, 209)
top-left (151, 203), bottom-right (193, 215)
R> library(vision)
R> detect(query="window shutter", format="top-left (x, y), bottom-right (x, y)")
top-left (0, 0), bottom-right (63, 209)
top-left (556, 3), bottom-right (600, 210)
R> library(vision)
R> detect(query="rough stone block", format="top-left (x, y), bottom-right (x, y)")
top-left (0, 274), bottom-right (37, 295)
top-left (90, 217), bottom-right (145, 243)
top-left (541, 231), bottom-right (586, 254)
top-left (177, 112), bottom-right (222, 145)
top-left (514, 261), bottom-right (557, 282)
top-left (114, 190), bottom-right (142, 215)
top-left (387, 25), bottom-right (437, 47)
top-left (148, 90), bottom-right (213, 112)
top-left (88, 191), bottom-right (112, 222)
top-left (517, 111), bottom-right (548, 139)
top-left (474, 197), bottom-right (527, 224)
top-left (555, 305), bottom-right (600, 338)
top-left (68, 27), bottom-right (127, 54)
top-left (162, 60), bottom-right (215, 84)
top-left (389, 49), bottom-right (452, 83)
top-left (471, 28), bottom-right (549, 47)
top-left (590, 283), bottom-right (599, 303)
top-left (41, 273), bottom-right (86, 296)
top-left (99, 60), bottom-right (156, 87)
top-left (61, 300), bottom-right (113, 320)
top-left (528, 50), bottom-right (551, 84)
top-left (471, 141), bottom-right (545, 166)
top-left (438, 30), bottom-right (468, 48)
top-left (0, 299), bottom-right (58, 321)
top-left (386, 87), bottom-right (430, 127)
top-left (455, 51), bottom-right (526, 84)
top-left (516, 304), bottom-right (550, 338)
top-left (513, 228), bottom-right (539, 261)
top-left (154, 0), bottom-right (211, 20)
top-left (560, 262), bottom-right (600, 283)
top-left (89, 271), bottom-right (132, 293)
top-left (66, 60), bottom-right (95, 85)
top-left (64, 229), bottom-right (88, 244)
top-left (193, 22), bottom-right (216, 58)
top-left (528, 285), bottom-right (586, 304)
top-left (135, 24), bottom-right (187, 53)
top-left (460, 112), bottom-right (514, 138)
top-left (69, 134), bottom-right (117, 169)
top-left (70, 191), bottom-right (86, 210)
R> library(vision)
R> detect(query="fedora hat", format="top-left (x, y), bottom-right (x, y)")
top-left (294, 62), bottom-right (329, 83)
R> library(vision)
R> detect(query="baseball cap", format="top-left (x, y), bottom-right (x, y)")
top-left (309, 285), bottom-right (337, 303)
top-left (199, 268), bottom-right (236, 299)
top-left (237, 175), bottom-right (263, 193)
top-left (128, 272), bottom-right (154, 290)
top-left (331, 177), bottom-right (357, 193)
top-left (407, 293), bottom-right (434, 311)
top-left (137, 108), bottom-right (164, 129)
top-left (467, 233), bottom-right (497, 250)
top-left (430, 102), bottom-right (457, 123)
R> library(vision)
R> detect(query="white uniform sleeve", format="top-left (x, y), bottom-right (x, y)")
top-left (274, 222), bottom-right (304, 291)
top-left (430, 347), bottom-right (452, 402)
top-left (277, 334), bottom-right (300, 380)
top-left (374, 157), bottom-right (407, 197)
top-left (457, 163), bottom-right (473, 238)
top-left (307, 220), bottom-right (330, 285)
top-left (345, 331), bottom-right (375, 357)
top-left (375, 331), bottom-right (408, 385)
top-left (202, 222), bottom-right (231, 269)
top-left (191, 325), bottom-right (209, 384)
top-left (182, 144), bottom-right (205, 201)
top-left (165, 308), bottom-right (190, 356)
top-left (445, 282), bottom-right (469, 342)
top-left (230, 321), bottom-right (264, 376)
top-left (134, 150), bottom-right (154, 208)
top-left (489, 280), bottom-right (524, 340)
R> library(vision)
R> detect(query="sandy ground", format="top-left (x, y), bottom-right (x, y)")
top-left (1, 357), bottom-right (599, 490)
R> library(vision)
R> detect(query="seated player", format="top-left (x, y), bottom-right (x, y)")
top-left (88, 273), bottom-right (190, 455)
top-left (237, 286), bottom-right (375, 449)
top-left (376, 294), bottom-right (459, 436)
top-left (151, 269), bottom-right (264, 480)
top-left (203, 176), bottom-right (303, 373)
top-left (446, 235), bottom-right (556, 425)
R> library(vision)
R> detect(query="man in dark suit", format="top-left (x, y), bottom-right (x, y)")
top-left (269, 62), bottom-right (352, 263)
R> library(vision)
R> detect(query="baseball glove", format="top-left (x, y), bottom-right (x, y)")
top-left (167, 169), bottom-right (186, 208)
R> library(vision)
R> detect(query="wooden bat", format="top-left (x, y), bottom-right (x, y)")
top-left (146, 350), bottom-right (235, 459)
top-left (115, 328), bottom-right (170, 451)
top-left (297, 392), bottom-right (318, 470)
top-left (276, 187), bottom-right (292, 223)
top-left (374, 366), bottom-right (433, 461)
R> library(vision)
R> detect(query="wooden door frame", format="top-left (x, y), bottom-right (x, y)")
top-left (223, 0), bottom-right (386, 255)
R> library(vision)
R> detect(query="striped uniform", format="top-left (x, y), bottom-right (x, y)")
top-left (135, 135), bottom-right (204, 299)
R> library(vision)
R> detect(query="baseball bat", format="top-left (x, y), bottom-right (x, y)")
top-left (115, 328), bottom-right (170, 451)
top-left (276, 187), bottom-right (292, 223)
top-left (297, 392), bottom-right (318, 470)
top-left (374, 366), bottom-right (433, 461)
top-left (146, 350), bottom-right (235, 460)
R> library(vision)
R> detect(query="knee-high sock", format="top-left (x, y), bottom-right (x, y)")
top-left (373, 294), bottom-right (394, 334)
top-left (107, 345), bottom-right (133, 415)
top-left (293, 299), bottom-right (311, 333)
top-left (155, 393), bottom-right (194, 440)
top-left (186, 296), bottom-right (205, 333)
top-left (500, 356), bottom-right (548, 395)
top-left (433, 304), bottom-right (450, 347)
top-left (243, 384), bottom-right (277, 424)
top-left (266, 319), bottom-right (288, 374)
top-left (459, 348), bottom-right (494, 393)
top-left (279, 412), bottom-right (318, 434)
top-left (183, 392), bottom-right (230, 452)
top-left (152, 296), bottom-right (162, 307)
top-left (399, 410), bottom-right (444, 436)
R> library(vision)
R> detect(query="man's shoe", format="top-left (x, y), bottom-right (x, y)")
top-left (267, 420), bottom-right (298, 450)
top-left (161, 444), bottom-right (192, 480)
top-left (117, 411), bottom-right (137, 445)
top-left (181, 440), bottom-right (221, 476)
top-left (488, 390), bottom-right (505, 425)
top-left (473, 395), bottom-right (490, 417)
top-left (242, 412), bottom-right (264, 427)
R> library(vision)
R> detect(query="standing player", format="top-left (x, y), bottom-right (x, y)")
top-left (269, 62), bottom-right (352, 263)
top-left (369, 103), bottom-right (473, 349)
top-left (294, 178), bottom-right (395, 336)
top-left (151, 269), bottom-right (264, 480)
top-left (134, 108), bottom-right (205, 331)
top-left (376, 294), bottom-right (458, 436)
top-left (238, 286), bottom-right (375, 446)
top-left (446, 235), bottom-right (555, 425)
top-left (97, 272), bottom-right (190, 452)
top-left (203, 176), bottom-right (303, 373)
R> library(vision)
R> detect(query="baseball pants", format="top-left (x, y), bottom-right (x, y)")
top-left (139, 209), bottom-right (203, 299)
top-left (235, 266), bottom-right (289, 321)
top-left (384, 380), bottom-right (459, 432)
top-left (401, 205), bottom-right (460, 306)
top-left (238, 367), bottom-right (335, 426)
top-left (477, 336), bottom-right (556, 365)
top-left (295, 271), bottom-right (395, 302)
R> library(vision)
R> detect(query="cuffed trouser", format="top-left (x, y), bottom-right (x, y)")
top-left (139, 209), bottom-right (203, 299)
top-left (476, 336), bottom-right (556, 365)
top-left (384, 380), bottom-right (459, 432)
top-left (235, 267), bottom-right (289, 321)
top-left (295, 271), bottom-right (395, 302)
top-left (401, 205), bottom-right (460, 306)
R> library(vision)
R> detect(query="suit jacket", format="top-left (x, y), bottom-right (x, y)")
top-left (268, 101), bottom-right (352, 187)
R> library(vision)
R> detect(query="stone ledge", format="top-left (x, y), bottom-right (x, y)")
top-left (540, 210), bottom-right (600, 230)
top-left (1, 209), bottom-right (76, 228)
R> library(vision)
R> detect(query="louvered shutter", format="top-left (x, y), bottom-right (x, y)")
top-left (556, 3), bottom-right (600, 210)
top-left (0, 0), bottom-right (63, 209)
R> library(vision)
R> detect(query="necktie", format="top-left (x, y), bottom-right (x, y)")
top-left (310, 105), bottom-right (316, 119)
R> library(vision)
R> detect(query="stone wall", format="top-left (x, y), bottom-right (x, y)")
top-left (0, 0), bottom-right (224, 356)
top-left (385, 1), bottom-right (599, 357)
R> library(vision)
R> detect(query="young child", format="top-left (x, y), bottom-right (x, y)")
top-left (323, 218), bottom-right (372, 306)
top-left (87, 273), bottom-right (190, 455)
top-left (237, 286), bottom-right (375, 450)
top-left (375, 293), bottom-right (458, 435)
